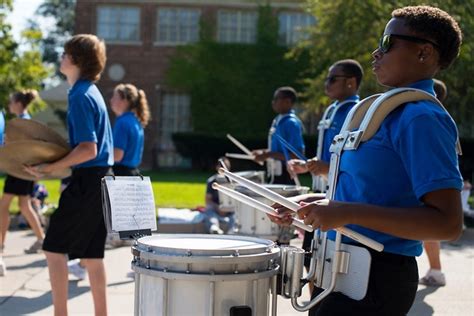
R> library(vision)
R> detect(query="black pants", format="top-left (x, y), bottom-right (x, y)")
top-left (112, 165), bottom-right (140, 176)
top-left (309, 248), bottom-right (418, 316)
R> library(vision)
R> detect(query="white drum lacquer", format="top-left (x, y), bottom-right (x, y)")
top-left (234, 185), bottom-right (309, 241)
top-left (132, 234), bottom-right (280, 316)
top-left (217, 171), bottom-right (265, 213)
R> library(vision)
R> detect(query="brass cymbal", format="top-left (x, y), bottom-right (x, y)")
top-left (6, 118), bottom-right (69, 149)
top-left (0, 140), bottom-right (71, 180)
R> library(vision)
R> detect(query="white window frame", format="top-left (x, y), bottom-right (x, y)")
top-left (217, 10), bottom-right (258, 44)
top-left (96, 6), bottom-right (141, 44)
top-left (278, 12), bottom-right (316, 45)
top-left (155, 8), bottom-right (201, 46)
top-left (160, 93), bottom-right (192, 151)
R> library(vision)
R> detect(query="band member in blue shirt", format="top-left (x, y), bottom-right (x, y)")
top-left (0, 90), bottom-right (45, 259)
top-left (253, 86), bottom-right (305, 184)
top-left (110, 83), bottom-right (150, 176)
top-left (26, 34), bottom-right (114, 316)
top-left (270, 6), bottom-right (464, 315)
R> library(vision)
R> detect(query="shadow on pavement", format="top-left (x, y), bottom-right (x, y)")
top-left (409, 286), bottom-right (439, 316)
top-left (0, 281), bottom-right (89, 315)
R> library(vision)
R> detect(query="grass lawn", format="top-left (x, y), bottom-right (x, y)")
top-left (0, 170), bottom-right (314, 213)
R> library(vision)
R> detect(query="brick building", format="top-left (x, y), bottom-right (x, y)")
top-left (74, 0), bottom-right (314, 169)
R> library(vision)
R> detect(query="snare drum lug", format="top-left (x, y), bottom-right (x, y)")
top-left (186, 250), bottom-right (192, 257)
top-left (233, 250), bottom-right (240, 257)
top-left (147, 246), bottom-right (152, 252)
top-left (146, 260), bottom-right (150, 269)
top-left (163, 267), bottom-right (168, 272)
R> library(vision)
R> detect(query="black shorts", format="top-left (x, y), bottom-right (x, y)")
top-left (112, 165), bottom-right (140, 177)
top-left (309, 247), bottom-right (418, 316)
top-left (3, 175), bottom-right (34, 196)
top-left (43, 167), bottom-right (113, 259)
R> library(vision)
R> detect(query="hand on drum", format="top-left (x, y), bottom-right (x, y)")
top-left (287, 159), bottom-right (308, 174)
top-left (306, 158), bottom-right (329, 176)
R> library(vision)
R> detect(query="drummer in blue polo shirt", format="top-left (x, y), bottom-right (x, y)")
top-left (253, 86), bottom-right (305, 185)
top-left (269, 6), bottom-right (464, 315)
top-left (109, 83), bottom-right (151, 176)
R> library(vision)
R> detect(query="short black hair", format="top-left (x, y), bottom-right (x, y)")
top-left (392, 6), bottom-right (462, 69)
top-left (275, 86), bottom-right (297, 104)
top-left (433, 79), bottom-right (447, 102)
top-left (332, 59), bottom-right (364, 88)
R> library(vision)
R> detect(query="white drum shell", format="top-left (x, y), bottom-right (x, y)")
top-left (234, 185), bottom-right (309, 240)
top-left (132, 234), bottom-right (279, 316)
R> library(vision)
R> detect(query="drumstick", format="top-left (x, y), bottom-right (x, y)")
top-left (218, 168), bottom-right (384, 252)
top-left (225, 153), bottom-right (256, 161)
top-left (212, 183), bottom-right (313, 232)
top-left (275, 134), bottom-right (306, 161)
top-left (226, 134), bottom-right (264, 166)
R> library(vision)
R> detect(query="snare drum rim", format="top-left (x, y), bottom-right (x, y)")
top-left (136, 234), bottom-right (276, 257)
top-left (132, 264), bottom-right (279, 281)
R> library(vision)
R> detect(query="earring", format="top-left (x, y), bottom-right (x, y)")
top-left (348, 85), bottom-right (352, 88)
top-left (420, 57), bottom-right (425, 62)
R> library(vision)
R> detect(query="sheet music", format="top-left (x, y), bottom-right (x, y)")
top-left (102, 176), bottom-right (157, 233)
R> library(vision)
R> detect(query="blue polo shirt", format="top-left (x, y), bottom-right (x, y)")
top-left (113, 111), bottom-right (144, 168)
top-left (329, 79), bottom-right (463, 256)
top-left (270, 110), bottom-right (305, 158)
top-left (0, 111), bottom-right (4, 146)
top-left (67, 79), bottom-right (114, 168)
top-left (320, 95), bottom-right (359, 162)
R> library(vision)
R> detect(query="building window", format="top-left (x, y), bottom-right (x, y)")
top-left (160, 93), bottom-right (192, 152)
top-left (278, 12), bottom-right (316, 45)
top-left (97, 6), bottom-right (140, 42)
top-left (156, 8), bottom-right (200, 44)
top-left (217, 10), bottom-right (257, 44)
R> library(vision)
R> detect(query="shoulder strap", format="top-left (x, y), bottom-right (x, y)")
top-left (338, 88), bottom-right (461, 155)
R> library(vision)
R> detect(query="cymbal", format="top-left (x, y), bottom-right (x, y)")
top-left (0, 140), bottom-right (71, 180)
top-left (6, 118), bottom-right (69, 149)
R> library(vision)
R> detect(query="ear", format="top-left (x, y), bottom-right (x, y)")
top-left (418, 44), bottom-right (436, 63)
top-left (346, 77), bottom-right (357, 90)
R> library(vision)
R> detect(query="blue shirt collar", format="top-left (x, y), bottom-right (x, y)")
top-left (335, 94), bottom-right (360, 106)
top-left (69, 79), bottom-right (91, 95)
top-left (406, 79), bottom-right (435, 96)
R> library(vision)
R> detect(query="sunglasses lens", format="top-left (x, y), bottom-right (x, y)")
top-left (380, 35), bottom-right (391, 53)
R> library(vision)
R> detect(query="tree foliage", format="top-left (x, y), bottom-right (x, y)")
top-left (0, 1), bottom-right (50, 113)
top-left (166, 5), bottom-right (312, 138)
top-left (32, 0), bottom-right (75, 73)
top-left (300, 0), bottom-right (474, 136)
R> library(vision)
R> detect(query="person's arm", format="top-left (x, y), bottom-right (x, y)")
top-left (114, 148), bottom-right (124, 162)
top-left (25, 142), bottom-right (97, 177)
top-left (297, 188), bottom-right (462, 241)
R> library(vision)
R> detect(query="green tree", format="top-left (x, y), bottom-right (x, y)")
top-left (166, 5), bottom-right (311, 137)
top-left (0, 0), bottom-right (50, 112)
top-left (31, 0), bottom-right (75, 74)
top-left (300, 0), bottom-right (474, 136)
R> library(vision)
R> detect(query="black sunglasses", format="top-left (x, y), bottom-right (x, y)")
top-left (325, 75), bottom-right (351, 85)
top-left (378, 34), bottom-right (439, 54)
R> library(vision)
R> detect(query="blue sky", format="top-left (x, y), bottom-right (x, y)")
top-left (6, 0), bottom-right (50, 41)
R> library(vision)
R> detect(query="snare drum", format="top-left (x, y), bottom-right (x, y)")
top-left (217, 171), bottom-right (265, 213)
top-left (132, 234), bottom-right (280, 316)
top-left (234, 185), bottom-right (309, 241)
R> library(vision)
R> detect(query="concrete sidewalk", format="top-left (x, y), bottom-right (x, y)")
top-left (1, 229), bottom-right (473, 316)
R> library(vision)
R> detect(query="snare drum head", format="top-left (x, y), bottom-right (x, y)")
top-left (136, 234), bottom-right (274, 257)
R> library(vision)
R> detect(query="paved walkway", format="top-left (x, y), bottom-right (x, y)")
top-left (1, 229), bottom-right (473, 315)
